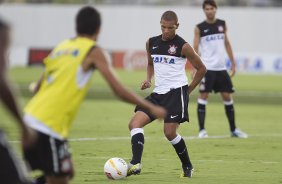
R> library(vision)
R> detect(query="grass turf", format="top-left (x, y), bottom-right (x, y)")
top-left (0, 67), bottom-right (281, 183)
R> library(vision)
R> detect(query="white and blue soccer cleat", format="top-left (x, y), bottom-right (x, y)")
top-left (231, 128), bottom-right (248, 138)
top-left (198, 129), bottom-right (208, 138)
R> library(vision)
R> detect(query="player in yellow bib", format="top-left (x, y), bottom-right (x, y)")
top-left (23, 6), bottom-right (166, 184)
top-left (25, 37), bottom-right (97, 139)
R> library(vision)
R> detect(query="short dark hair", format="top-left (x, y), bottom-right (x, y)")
top-left (161, 10), bottom-right (178, 23)
top-left (202, 0), bottom-right (217, 9)
top-left (76, 6), bottom-right (101, 35)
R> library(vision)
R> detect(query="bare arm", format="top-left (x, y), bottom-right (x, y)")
top-left (224, 24), bottom-right (236, 77)
top-left (0, 27), bottom-right (8, 71)
top-left (0, 27), bottom-right (24, 127)
top-left (191, 26), bottom-right (201, 78)
top-left (141, 40), bottom-right (154, 90)
top-left (182, 43), bottom-right (206, 94)
top-left (193, 26), bottom-right (200, 54)
top-left (0, 74), bottom-right (24, 126)
top-left (82, 47), bottom-right (166, 119)
top-left (0, 27), bottom-right (36, 149)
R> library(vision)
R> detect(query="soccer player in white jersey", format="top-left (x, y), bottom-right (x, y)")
top-left (193, 0), bottom-right (248, 138)
top-left (127, 11), bottom-right (206, 178)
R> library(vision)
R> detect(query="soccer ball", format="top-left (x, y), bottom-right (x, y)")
top-left (104, 157), bottom-right (128, 180)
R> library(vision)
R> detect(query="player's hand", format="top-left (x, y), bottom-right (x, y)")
top-left (28, 81), bottom-right (37, 93)
top-left (149, 105), bottom-right (167, 120)
top-left (229, 63), bottom-right (236, 77)
top-left (140, 80), bottom-right (151, 90)
top-left (21, 125), bottom-right (37, 150)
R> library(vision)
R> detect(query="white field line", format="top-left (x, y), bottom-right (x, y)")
top-left (9, 135), bottom-right (281, 164)
top-left (68, 134), bottom-right (282, 142)
top-left (75, 156), bottom-right (280, 164)
top-left (9, 134), bottom-right (282, 143)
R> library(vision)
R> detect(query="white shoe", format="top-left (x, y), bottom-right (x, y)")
top-left (198, 129), bottom-right (208, 138)
top-left (231, 128), bottom-right (248, 138)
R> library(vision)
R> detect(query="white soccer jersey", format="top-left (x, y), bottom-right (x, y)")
top-left (197, 19), bottom-right (226, 70)
top-left (149, 35), bottom-right (188, 94)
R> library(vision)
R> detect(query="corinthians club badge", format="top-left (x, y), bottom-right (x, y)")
top-left (168, 45), bottom-right (177, 54)
top-left (218, 25), bottom-right (224, 32)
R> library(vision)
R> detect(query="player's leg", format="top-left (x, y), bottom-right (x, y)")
top-left (217, 71), bottom-right (247, 138)
top-left (198, 92), bottom-right (209, 138)
top-left (221, 92), bottom-right (235, 131)
top-left (127, 93), bottom-right (158, 176)
top-left (221, 92), bottom-right (248, 138)
top-left (164, 123), bottom-right (193, 178)
top-left (163, 85), bottom-right (193, 177)
top-left (127, 111), bottom-right (152, 176)
top-left (128, 111), bottom-right (151, 165)
top-left (197, 70), bottom-right (214, 138)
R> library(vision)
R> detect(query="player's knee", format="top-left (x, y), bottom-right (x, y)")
top-left (128, 112), bottom-right (150, 130)
top-left (128, 120), bottom-right (138, 130)
top-left (163, 129), bottom-right (176, 141)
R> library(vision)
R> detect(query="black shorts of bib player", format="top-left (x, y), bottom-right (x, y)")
top-left (127, 10), bottom-right (206, 178)
top-left (193, 0), bottom-right (248, 138)
top-left (24, 131), bottom-right (73, 177)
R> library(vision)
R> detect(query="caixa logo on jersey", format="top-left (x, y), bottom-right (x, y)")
top-left (205, 34), bottom-right (224, 42)
top-left (152, 56), bottom-right (175, 64)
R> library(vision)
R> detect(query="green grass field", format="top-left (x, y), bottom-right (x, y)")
top-left (1, 67), bottom-right (282, 184)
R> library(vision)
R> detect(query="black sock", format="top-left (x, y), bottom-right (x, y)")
top-left (130, 133), bottom-right (144, 165)
top-left (172, 138), bottom-right (193, 169)
top-left (197, 103), bottom-right (206, 131)
top-left (225, 104), bottom-right (236, 132)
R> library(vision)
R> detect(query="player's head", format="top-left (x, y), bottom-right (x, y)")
top-left (202, 0), bottom-right (217, 20)
top-left (76, 6), bottom-right (101, 38)
top-left (160, 10), bottom-right (179, 41)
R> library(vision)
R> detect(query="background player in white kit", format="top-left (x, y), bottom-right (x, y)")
top-left (127, 10), bottom-right (206, 178)
top-left (193, 0), bottom-right (248, 138)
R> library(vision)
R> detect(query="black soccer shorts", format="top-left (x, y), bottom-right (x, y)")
top-left (135, 85), bottom-right (189, 123)
top-left (24, 130), bottom-right (73, 177)
top-left (199, 70), bottom-right (235, 93)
